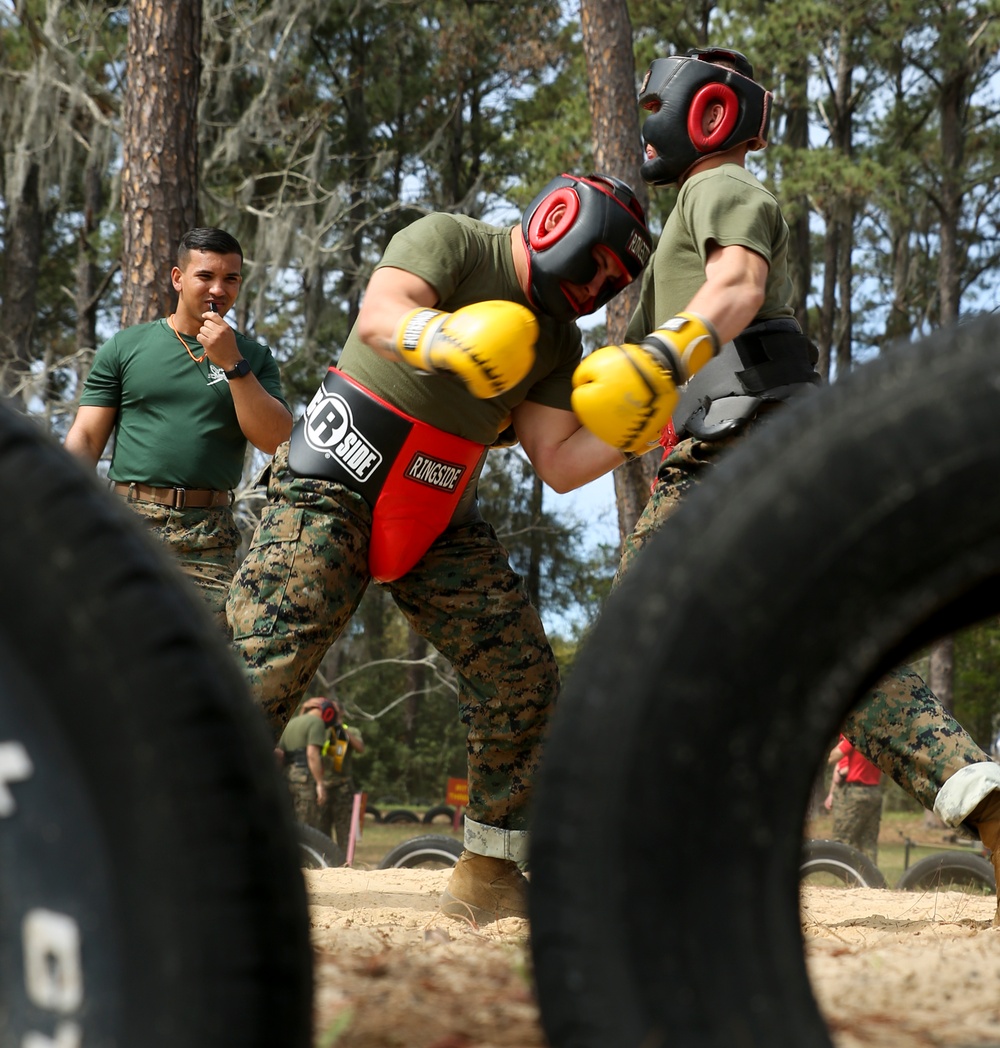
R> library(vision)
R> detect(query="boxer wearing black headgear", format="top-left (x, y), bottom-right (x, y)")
top-left (638, 48), bottom-right (772, 187)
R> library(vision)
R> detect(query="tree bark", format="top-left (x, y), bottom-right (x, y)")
top-left (783, 55), bottom-right (812, 336)
top-left (120, 0), bottom-right (202, 326)
top-left (579, 0), bottom-right (657, 541)
top-left (404, 630), bottom-right (427, 745)
top-left (925, 32), bottom-right (968, 715)
top-left (0, 162), bottom-right (42, 408)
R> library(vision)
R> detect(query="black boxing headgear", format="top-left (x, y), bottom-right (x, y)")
top-left (520, 173), bottom-right (652, 323)
top-left (638, 48), bottom-right (772, 187)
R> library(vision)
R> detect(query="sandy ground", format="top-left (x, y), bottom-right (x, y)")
top-left (305, 867), bottom-right (1000, 1048)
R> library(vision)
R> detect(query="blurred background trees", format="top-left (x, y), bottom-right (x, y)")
top-left (1, 0), bottom-right (998, 797)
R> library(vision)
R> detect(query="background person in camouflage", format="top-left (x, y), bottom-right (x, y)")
top-left (276, 697), bottom-right (337, 832)
top-left (577, 47), bottom-right (1000, 920)
top-left (824, 734), bottom-right (883, 863)
top-left (64, 227), bottom-right (293, 630)
top-left (321, 698), bottom-right (365, 850)
top-left (227, 173), bottom-right (665, 925)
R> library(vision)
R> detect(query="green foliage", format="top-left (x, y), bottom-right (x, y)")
top-left (505, 19), bottom-right (593, 201)
top-left (478, 446), bottom-right (617, 630)
top-left (348, 686), bottom-right (468, 806)
top-left (953, 620), bottom-right (1000, 757)
top-left (6, 0), bottom-right (1000, 804)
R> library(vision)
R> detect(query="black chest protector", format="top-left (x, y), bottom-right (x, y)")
top-left (673, 319), bottom-right (820, 440)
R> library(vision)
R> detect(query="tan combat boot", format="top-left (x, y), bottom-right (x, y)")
top-left (968, 791), bottom-right (1000, 926)
top-left (439, 850), bottom-right (529, 925)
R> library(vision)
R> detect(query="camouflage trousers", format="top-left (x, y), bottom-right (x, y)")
top-left (616, 434), bottom-right (997, 824)
top-left (325, 777), bottom-right (356, 848)
top-left (227, 443), bottom-right (557, 863)
top-left (285, 765), bottom-right (330, 835)
top-left (831, 783), bottom-right (883, 863)
top-left (119, 497), bottom-right (240, 634)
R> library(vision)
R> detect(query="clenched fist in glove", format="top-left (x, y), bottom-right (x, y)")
top-left (571, 312), bottom-right (719, 455)
top-left (394, 300), bottom-right (538, 399)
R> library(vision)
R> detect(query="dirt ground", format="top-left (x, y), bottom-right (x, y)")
top-left (305, 865), bottom-right (1000, 1048)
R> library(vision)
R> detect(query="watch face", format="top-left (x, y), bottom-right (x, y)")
top-left (227, 359), bottom-right (251, 378)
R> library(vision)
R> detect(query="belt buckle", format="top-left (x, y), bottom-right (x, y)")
top-left (173, 487), bottom-right (187, 509)
top-left (126, 482), bottom-right (138, 504)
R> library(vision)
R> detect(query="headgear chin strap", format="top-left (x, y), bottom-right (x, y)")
top-left (638, 49), bottom-right (772, 187)
top-left (520, 173), bottom-right (652, 323)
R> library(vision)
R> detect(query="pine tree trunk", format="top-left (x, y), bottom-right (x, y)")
top-left (925, 38), bottom-right (967, 716)
top-left (0, 162), bottom-right (42, 407)
top-left (579, 0), bottom-right (657, 539)
top-left (120, 0), bottom-right (202, 326)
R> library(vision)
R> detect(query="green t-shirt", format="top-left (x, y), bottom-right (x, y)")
top-left (338, 213), bottom-right (583, 445)
top-left (277, 713), bottom-right (328, 752)
top-left (627, 164), bottom-right (794, 342)
top-left (80, 318), bottom-right (288, 490)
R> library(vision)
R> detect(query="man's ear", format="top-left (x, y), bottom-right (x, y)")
top-left (543, 201), bottom-right (567, 233)
top-left (703, 102), bottom-right (726, 135)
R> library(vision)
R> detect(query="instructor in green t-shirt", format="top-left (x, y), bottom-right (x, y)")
top-left (64, 227), bottom-right (293, 629)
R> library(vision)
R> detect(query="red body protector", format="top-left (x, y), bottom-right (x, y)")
top-left (287, 369), bottom-right (486, 582)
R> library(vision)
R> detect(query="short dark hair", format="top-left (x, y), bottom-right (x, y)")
top-left (177, 227), bottom-right (243, 265)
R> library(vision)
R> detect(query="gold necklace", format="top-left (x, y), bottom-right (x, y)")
top-left (167, 314), bottom-right (207, 363)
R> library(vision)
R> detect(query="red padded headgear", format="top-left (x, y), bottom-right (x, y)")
top-left (303, 697), bottom-right (337, 725)
top-left (520, 173), bottom-right (652, 322)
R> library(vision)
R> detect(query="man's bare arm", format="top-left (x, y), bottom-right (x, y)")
top-left (64, 405), bottom-right (117, 466)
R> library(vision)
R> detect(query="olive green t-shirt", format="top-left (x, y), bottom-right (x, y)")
top-left (277, 713), bottom-right (328, 753)
top-left (626, 163), bottom-right (794, 343)
top-left (338, 213), bottom-right (583, 445)
top-left (80, 318), bottom-right (288, 490)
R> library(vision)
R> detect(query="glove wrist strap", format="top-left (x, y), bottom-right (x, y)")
top-left (394, 308), bottom-right (446, 371)
top-left (645, 311), bottom-right (720, 383)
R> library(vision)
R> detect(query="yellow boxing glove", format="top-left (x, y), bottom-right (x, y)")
top-left (394, 300), bottom-right (539, 399)
top-left (571, 312), bottom-right (719, 455)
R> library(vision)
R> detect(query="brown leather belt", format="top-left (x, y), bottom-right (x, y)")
top-left (112, 482), bottom-right (233, 509)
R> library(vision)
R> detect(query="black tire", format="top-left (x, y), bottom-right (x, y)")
top-left (800, 840), bottom-right (887, 888)
top-left (297, 824), bottom-right (347, 868)
top-left (897, 851), bottom-right (996, 893)
top-left (529, 316), bottom-right (1000, 1048)
top-left (365, 804), bottom-right (383, 823)
top-left (377, 834), bottom-right (464, 869)
top-left (382, 808), bottom-right (421, 824)
top-left (422, 804), bottom-right (457, 824)
top-left (0, 405), bottom-right (311, 1047)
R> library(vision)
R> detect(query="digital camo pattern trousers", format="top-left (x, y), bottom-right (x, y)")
top-left (285, 765), bottom-right (330, 835)
top-left (324, 777), bottom-right (355, 848)
top-left (831, 783), bottom-right (883, 862)
top-left (227, 443), bottom-right (557, 857)
top-left (616, 435), bottom-right (994, 815)
top-left (119, 498), bottom-right (240, 633)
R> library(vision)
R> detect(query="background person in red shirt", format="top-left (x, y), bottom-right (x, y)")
top-left (824, 734), bottom-right (884, 862)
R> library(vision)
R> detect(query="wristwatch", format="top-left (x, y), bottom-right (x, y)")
top-left (224, 358), bottom-right (252, 379)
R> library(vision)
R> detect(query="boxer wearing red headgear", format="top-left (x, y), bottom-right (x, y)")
top-left (520, 173), bottom-right (652, 322)
top-left (230, 171), bottom-right (679, 929)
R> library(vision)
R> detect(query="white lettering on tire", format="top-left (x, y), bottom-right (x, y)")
top-left (0, 741), bottom-right (33, 816)
top-left (22, 1020), bottom-right (82, 1048)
